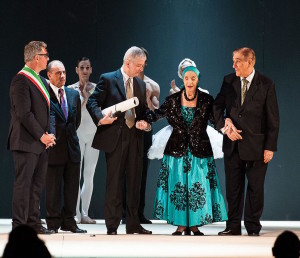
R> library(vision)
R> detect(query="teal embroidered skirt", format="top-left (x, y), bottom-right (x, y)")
top-left (153, 153), bottom-right (228, 227)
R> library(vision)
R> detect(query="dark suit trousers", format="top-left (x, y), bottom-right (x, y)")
top-left (12, 150), bottom-right (48, 230)
top-left (122, 130), bottom-right (151, 219)
top-left (105, 125), bottom-right (142, 232)
top-left (46, 161), bottom-right (80, 229)
top-left (224, 146), bottom-right (268, 234)
top-left (139, 130), bottom-right (152, 217)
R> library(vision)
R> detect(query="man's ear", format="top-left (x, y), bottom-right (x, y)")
top-left (75, 67), bottom-right (79, 75)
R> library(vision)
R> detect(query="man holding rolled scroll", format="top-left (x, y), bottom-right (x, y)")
top-left (86, 46), bottom-right (152, 235)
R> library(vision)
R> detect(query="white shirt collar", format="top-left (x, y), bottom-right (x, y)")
top-left (240, 69), bottom-right (255, 89)
top-left (120, 66), bottom-right (133, 91)
top-left (49, 83), bottom-right (65, 103)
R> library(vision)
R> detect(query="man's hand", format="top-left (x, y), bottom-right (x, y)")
top-left (98, 111), bottom-right (117, 126)
top-left (264, 150), bottom-right (274, 163)
top-left (136, 120), bottom-right (151, 131)
top-left (224, 118), bottom-right (242, 141)
top-left (41, 132), bottom-right (56, 149)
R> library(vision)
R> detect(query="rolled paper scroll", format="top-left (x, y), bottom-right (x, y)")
top-left (101, 97), bottom-right (139, 117)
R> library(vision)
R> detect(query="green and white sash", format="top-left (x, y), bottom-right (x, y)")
top-left (18, 66), bottom-right (50, 108)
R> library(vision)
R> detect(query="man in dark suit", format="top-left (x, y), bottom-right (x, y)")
top-left (86, 46), bottom-right (152, 235)
top-left (8, 41), bottom-right (56, 234)
top-left (122, 47), bottom-right (160, 225)
top-left (213, 47), bottom-right (280, 236)
top-left (46, 60), bottom-right (86, 233)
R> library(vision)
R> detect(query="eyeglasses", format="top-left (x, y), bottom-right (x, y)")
top-left (36, 53), bottom-right (49, 58)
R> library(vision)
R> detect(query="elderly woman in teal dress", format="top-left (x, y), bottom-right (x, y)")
top-left (137, 66), bottom-right (227, 235)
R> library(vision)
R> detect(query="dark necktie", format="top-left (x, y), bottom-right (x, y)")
top-left (58, 88), bottom-right (68, 119)
top-left (241, 78), bottom-right (248, 105)
top-left (125, 78), bottom-right (135, 128)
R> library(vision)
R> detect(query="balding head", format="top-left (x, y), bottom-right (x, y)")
top-left (47, 60), bottom-right (66, 88)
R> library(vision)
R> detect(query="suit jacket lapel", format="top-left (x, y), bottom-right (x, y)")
top-left (115, 69), bottom-right (126, 100)
top-left (65, 87), bottom-right (72, 120)
top-left (241, 73), bottom-right (259, 109)
top-left (232, 77), bottom-right (242, 108)
top-left (39, 76), bottom-right (50, 112)
top-left (49, 87), bottom-right (66, 121)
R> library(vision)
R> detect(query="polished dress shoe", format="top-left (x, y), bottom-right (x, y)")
top-left (60, 225), bottom-right (87, 233)
top-left (47, 227), bottom-right (58, 233)
top-left (248, 232), bottom-right (259, 236)
top-left (36, 226), bottom-right (55, 234)
top-left (81, 216), bottom-right (96, 224)
top-left (139, 216), bottom-right (152, 224)
top-left (107, 230), bottom-right (117, 235)
top-left (126, 225), bottom-right (152, 234)
top-left (218, 228), bottom-right (241, 236)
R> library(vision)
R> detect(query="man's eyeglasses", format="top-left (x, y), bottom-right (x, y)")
top-left (36, 53), bottom-right (49, 58)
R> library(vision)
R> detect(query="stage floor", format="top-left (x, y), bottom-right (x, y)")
top-left (0, 220), bottom-right (299, 258)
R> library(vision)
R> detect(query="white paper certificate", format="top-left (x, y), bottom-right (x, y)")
top-left (101, 97), bottom-right (139, 116)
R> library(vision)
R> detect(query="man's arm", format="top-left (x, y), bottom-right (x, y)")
top-left (86, 75), bottom-right (117, 126)
top-left (10, 75), bottom-right (47, 141)
top-left (75, 91), bottom-right (81, 130)
top-left (213, 77), bottom-right (242, 141)
top-left (264, 82), bottom-right (280, 151)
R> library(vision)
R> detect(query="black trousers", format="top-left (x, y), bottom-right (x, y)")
top-left (138, 130), bottom-right (152, 217)
top-left (224, 147), bottom-right (268, 234)
top-left (46, 160), bottom-right (80, 230)
top-left (105, 126), bottom-right (143, 232)
top-left (12, 150), bottom-right (48, 230)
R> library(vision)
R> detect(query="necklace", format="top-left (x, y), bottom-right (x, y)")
top-left (184, 89), bottom-right (197, 101)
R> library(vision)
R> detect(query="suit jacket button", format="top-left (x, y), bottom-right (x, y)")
top-left (238, 114), bottom-right (242, 118)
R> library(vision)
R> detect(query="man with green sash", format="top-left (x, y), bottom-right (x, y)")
top-left (8, 41), bottom-right (56, 234)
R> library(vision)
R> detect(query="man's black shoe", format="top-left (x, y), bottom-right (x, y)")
top-left (60, 225), bottom-right (87, 233)
top-left (107, 230), bottom-right (117, 235)
top-left (218, 228), bottom-right (241, 236)
top-left (248, 232), bottom-right (259, 236)
top-left (139, 217), bottom-right (152, 224)
top-left (47, 227), bottom-right (58, 233)
top-left (37, 226), bottom-right (55, 234)
top-left (126, 225), bottom-right (152, 234)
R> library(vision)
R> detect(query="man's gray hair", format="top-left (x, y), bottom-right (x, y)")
top-left (123, 46), bottom-right (146, 62)
top-left (47, 60), bottom-right (64, 73)
top-left (24, 41), bottom-right (47, 63)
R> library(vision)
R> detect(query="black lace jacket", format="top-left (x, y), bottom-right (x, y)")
top-left (145, 89), bottom-right (216, 158)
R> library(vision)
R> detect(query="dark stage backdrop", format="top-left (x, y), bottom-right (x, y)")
top-left (1, 0), bottom-right (299, 220)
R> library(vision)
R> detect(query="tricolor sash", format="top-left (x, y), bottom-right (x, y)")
top-left (18, 66), bottom-right (50, 108)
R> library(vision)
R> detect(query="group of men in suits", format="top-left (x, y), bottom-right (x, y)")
top-left (8, 42), bottom-right (279, 236)
top-left (8, 41), bottom-right (86, 234)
